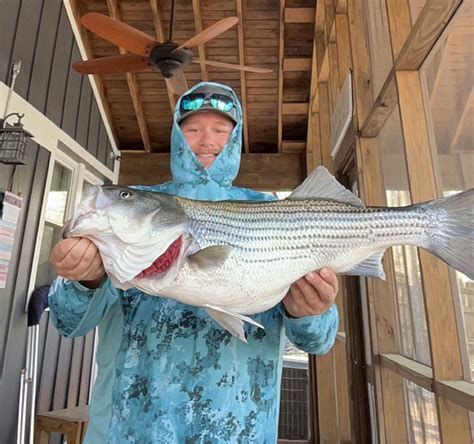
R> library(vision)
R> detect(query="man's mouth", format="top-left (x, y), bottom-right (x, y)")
top-left (135, 236), bottom-right (183, 279)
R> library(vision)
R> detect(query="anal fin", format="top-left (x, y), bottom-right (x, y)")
top-left (203, 305), bottom-right (264, 343)
top-left (343, 252), bottom-right (386, 280)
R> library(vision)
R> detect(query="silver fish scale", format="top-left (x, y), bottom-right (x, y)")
top-left (160, 198), bottom-right (432, 314)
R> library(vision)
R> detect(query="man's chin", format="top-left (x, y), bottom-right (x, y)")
top-left (198, 158), bottom-right (216, 169)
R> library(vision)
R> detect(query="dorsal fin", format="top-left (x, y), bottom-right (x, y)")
top-left (289, 166), bottom-right (364, 207)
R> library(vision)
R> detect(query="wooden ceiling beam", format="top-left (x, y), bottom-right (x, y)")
top-left (192, 0), bottom-right (209, 82)
top-left (149, 0), bottom-right (178, 112)
top-left (236, 0), bottom-right (249, 153)
top-left (119, 152), bottom-right (305, 190)
top-left (67, 0), bottom-right (119, 147)
top-left (107, 0), bottom-right (151, 152)
top-left (284, 8), bottom-right (315, 23)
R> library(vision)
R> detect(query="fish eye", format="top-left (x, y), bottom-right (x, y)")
top-left (120, 190), bottom-right (131, 199)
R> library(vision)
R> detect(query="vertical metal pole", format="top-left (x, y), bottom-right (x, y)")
top-left (29, 325), bottom-right (39, 444)
top-left (16, 370), bottom-right (26, 444)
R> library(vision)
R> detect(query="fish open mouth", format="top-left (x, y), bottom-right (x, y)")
top-left (135, 236), bottom-right (183, 279)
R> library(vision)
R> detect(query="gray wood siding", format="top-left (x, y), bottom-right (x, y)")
top-left (0, 0), bottom-right (115, 169)
top-left (0, 2), bottom-right (106, 442)
top-left (0, 143), bottom-right (50, 443)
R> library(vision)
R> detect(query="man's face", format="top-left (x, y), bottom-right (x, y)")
top-left (180, 111), bottom-right (234, 169)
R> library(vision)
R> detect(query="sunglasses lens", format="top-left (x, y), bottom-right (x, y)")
top-left (181, 94), bottom-right (205, 110)
top-left (180, 92), bottom-right (234, 117)
top-left (210, 96), bottom-right (233, 112)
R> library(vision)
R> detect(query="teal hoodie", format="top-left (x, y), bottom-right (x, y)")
top-left (48, 82), bottom-right (338, 443)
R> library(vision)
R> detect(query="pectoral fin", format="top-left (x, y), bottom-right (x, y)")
top-left (204, 305), bottom-right (264, 343)
top-left (188, 245), bottom-right (232, 271)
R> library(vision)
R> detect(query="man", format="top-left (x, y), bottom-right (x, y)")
top-left (49, 82), bottom-right (339, 443)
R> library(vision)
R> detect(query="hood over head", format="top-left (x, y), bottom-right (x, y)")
top-left (138, 81), bottom-right (274, 202)
top-left (170, 81), bottom-right (243, 191)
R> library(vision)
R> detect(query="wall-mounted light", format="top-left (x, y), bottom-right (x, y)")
top-left (0, 113), bottom-right (33, 165)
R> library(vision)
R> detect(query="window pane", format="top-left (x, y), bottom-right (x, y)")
top-left (35, 222), bottom-right (63, 287)
top-left (404, 380), bottom-right (440, 444)
top-left (379, 106), bottom-right (431, 366)
top-left (365, 0), bottom-right (393, 99)
top-left (420, 1), bottom-right (474, 380)
top-left (44, 163), bottom-right (72, 225)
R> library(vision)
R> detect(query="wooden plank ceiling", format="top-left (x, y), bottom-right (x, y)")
top-left (72, 0), bottom-right (316, 155)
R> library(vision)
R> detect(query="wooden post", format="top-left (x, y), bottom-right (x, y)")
top-left (347, 0), bottom-right (410, 441)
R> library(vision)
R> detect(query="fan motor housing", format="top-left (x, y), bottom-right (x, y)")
top-left (150, 42), bottom-right (193, 78)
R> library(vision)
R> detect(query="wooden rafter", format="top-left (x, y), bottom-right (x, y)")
top-left (277, 0), bottom-right (285, 152)
top-left (149, 0), bottom-right (178, 112)
top-left (106, 0), bottom-right (151, 152)
top-left (236, 0), bottom-right (249, 153)
top-left (191, 0), bottom-right (208, 82)
top-left (67, 0), bottom-right (119, 146)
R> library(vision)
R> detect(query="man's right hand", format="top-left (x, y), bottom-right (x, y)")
top-left (49, 238), bottom-right (106, 289)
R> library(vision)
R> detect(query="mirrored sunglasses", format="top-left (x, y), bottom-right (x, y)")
top-left (180, 93), bottom-right (234, 113)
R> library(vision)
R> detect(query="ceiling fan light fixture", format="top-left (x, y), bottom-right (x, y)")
top-left (149, 43), bottom-right (193, 78)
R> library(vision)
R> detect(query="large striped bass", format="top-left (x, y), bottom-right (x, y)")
top-left (64, 167), bottom-right (474, 341)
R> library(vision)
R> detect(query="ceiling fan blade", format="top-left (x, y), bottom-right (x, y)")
top-left (165, 71), bottom-right (188, 95)
top-left (81, 13), bottom-right (159, 56)
top-left (73, 54), bottom-right (150, 75)
top-left (192, 58), bottom-right (273, 74)
top-left (175, 17), bottom-right (239, 51)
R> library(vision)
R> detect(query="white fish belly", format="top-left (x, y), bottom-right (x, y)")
top-left (161, 255), bottom-right (315, 314)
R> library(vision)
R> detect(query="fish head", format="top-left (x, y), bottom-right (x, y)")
top-left (64, 185), bottom-right (190, 288)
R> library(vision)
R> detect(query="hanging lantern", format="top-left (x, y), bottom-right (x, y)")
top-left (0, 113), bottom-right (33, 165)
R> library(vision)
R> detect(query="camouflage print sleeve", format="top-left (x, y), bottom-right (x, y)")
top-left (48, 277), bottom-right (120, 338)
top-left (281, 304), bottom-right (339, 355)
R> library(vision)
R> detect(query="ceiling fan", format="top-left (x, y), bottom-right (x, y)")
top-left (73, 1), bottom-right (272, 95)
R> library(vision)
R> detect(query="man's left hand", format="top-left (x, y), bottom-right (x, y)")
top-left (283, 268), bottom-right (338, 318)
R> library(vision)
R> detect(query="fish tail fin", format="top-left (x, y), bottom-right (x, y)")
top-left (425, 189), bottom-right (474, 280)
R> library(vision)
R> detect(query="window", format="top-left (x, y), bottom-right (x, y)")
top-left (30, 154), bottom-right (104, 296)
top-left (34, 162), bottom-right (73, 288)
top-left (404, 380), bottom-right (440, 444)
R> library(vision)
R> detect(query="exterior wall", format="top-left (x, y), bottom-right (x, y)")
top-left (0, 0), bottom-right (115, 170)
top-left (0, 143), bottom-right (50, 443)
top-left (0, 1), bottom-right (115, 442)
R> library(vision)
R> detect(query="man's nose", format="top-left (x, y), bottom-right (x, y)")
top-left (198, 130), bottom-right (216, 148)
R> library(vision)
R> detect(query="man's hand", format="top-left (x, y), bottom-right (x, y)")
top-left (49, 238), bottom-right (105, 288)
top-left (283, 268), bottom-right (338, 318)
